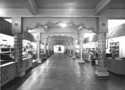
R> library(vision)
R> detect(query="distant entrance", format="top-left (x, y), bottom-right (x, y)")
top-left (54, 45), bottom-right (65, 53)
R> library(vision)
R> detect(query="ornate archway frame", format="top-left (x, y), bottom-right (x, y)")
top-left (27, 21), bottom-right (96, 46)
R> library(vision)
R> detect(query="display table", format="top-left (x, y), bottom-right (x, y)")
top-left (107, 58), bottom-right (125, 75)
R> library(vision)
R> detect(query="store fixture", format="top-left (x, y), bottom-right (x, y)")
top-left (109, 42), bottom-right (119, 58)
top-left (0, 33), bottom-right (15, 64)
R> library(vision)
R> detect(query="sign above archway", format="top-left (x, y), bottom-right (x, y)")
top-left (23, 17), bottom-right (97, 34)
top-left (23, 17), bottom-right (97, 45)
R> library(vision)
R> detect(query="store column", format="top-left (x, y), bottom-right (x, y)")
top-left (12, 17), bottom-right (25, 77)
top-left (95, 17), bottom-right (109, 78)
top-left (78, 40), bottom-right (85, 63)
top-left (44, 38), bottom-right (47, 55)
top-left (36, 33), bottom-right (41, 63)
top-left (47, 43), bottom-right (50, 56)
top-left (68, 44), bottom-right (70, 56)
top-left (72, 38), bottom-right (76, 59)
top-left (65, 45), bottom-right (68, 55)
top-left (69, 43), bottom-right (72, 56)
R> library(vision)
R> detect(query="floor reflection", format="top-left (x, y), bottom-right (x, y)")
top-left (1, 54), bottom-right (125, 90)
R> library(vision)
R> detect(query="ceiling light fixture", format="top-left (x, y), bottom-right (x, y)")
top-left (59, 22), bottom-right (68, 28)
top-left (4, 19), bottom-right (12, 23)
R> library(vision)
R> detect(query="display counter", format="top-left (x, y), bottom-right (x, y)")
top-left (75, 52), bottom-right (80, 58)
top-left (107, 58), bottom-right (125, 75)
top-left (82, 52), bottom-right (91, 61)
top-left (32, 59), bottom-right (38, 67)
top-left (23, 56), bottom-right (32, 70)
top-left (0, 62), bottom-right (16, 87)
top-left (0, 55), bottom-right (33, 87)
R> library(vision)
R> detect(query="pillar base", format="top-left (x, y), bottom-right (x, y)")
top-left (78, 59), bottom-right (85, 63)
top-left (95, 67), bottom-right (109, 79)
top-left (16, 69), bottom-right (25, 77)
top-left (68, 53), bottom-right (70, 56)
top-left (37, 58), bottom-right (41, 63)
top-left (68, 53), bottom-right (72, 56)
top-left (72, 55), bottom-right (76, 59)
top-left (69, 54), bottom-right (72, 57)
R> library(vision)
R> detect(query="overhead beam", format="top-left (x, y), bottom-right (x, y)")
top-left (27, 0), bottom-right (38, 15)
top-left (0, 8), bottom-right (125, 18)
top-left (95, 0), bottom-right (111, 15)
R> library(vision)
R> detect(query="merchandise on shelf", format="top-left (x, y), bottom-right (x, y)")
top-left (0, 47), bottom-right (15, 64)
top-left (110, 42), bottom-right (119, 58)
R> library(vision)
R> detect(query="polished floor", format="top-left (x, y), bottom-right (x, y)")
top-left (1, 53), bottom-right (125, 90)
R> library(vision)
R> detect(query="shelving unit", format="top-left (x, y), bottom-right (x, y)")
top-left (0, 48), bottom-right (14, 64)
top-left (110, 42), bottom-right (119, 58)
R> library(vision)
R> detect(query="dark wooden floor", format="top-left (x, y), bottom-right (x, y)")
top-left (1, 53), bottom-right (125, 90)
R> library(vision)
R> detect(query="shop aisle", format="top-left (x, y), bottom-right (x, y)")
top-left (1, 53), bottom-right (125, 90)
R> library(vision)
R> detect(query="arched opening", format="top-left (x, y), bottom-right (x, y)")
top-left (54, 45), bottom-right (65, 53)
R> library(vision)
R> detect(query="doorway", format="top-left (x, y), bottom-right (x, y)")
top-left (54, 45), bottom-right (65, 53)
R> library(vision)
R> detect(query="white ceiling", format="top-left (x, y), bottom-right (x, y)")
top-left (0, 0), bottom-right (125, 14)
top-left (0, 0), bottom-right (125, 9)
top-left (108, 0), bottom-right (125, 9)
top-left (36, 0), bottom-right (100, 9)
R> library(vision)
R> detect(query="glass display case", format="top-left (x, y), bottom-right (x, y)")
top-left (0, 33), bottom-right (15, 64)
top-left (110, 42), bottom-right (119, 59)
top-left (0, 47), bottom-right (14, 64)
top-left (22, 40), bottom-right (37, 60)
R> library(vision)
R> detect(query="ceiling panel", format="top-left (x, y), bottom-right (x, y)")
top-left (0, 0), bottom-right (27, 8)
top-left (0, 0), bottom-right (125, 10)
top-left (109, 0), bottom-right (125, 9)
top-left (36, 0), bottom-right (100, 9)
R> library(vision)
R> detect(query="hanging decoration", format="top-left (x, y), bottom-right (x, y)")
top-left (27, 21), bottom-right (95, 33)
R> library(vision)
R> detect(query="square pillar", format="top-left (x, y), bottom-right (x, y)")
top-left (14, 33), bottom-right (25, 77)
top-left (69, 43), bottom-right (72, 56)
top-left (47, 43), bottom-right (50, 56)
top-left (78, 40), bottom-right (85, 63)
top-left (95, 17), bottom-right (109, 78)
top-left (12, 17), bottom-right (25, 77)
top-left (78, 32), bottom-right (85, 63)
top-left (66, 45), bottom-right (69, 55)
top-left (67, 44), bottom-right (70, 56)
top-left (44, 38), bottom-right (47, 55)
top-left (36, 33), bottom-right (41, 63)
top-left (72, 38), bottom-right (76, 59)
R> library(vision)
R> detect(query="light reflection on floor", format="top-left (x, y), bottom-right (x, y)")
top-left (18, 58), bottom-right (52, 90)
top-left (1, 53), bottom-right (125, 90)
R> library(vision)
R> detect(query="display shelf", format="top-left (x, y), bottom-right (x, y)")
top-left (0, 48), bottom-right (14, 64)
top-left (110, 42), bottom-right (119, 58)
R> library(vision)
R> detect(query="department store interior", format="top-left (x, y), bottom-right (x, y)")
top-left (0, 0), bottom-right (125, 90)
